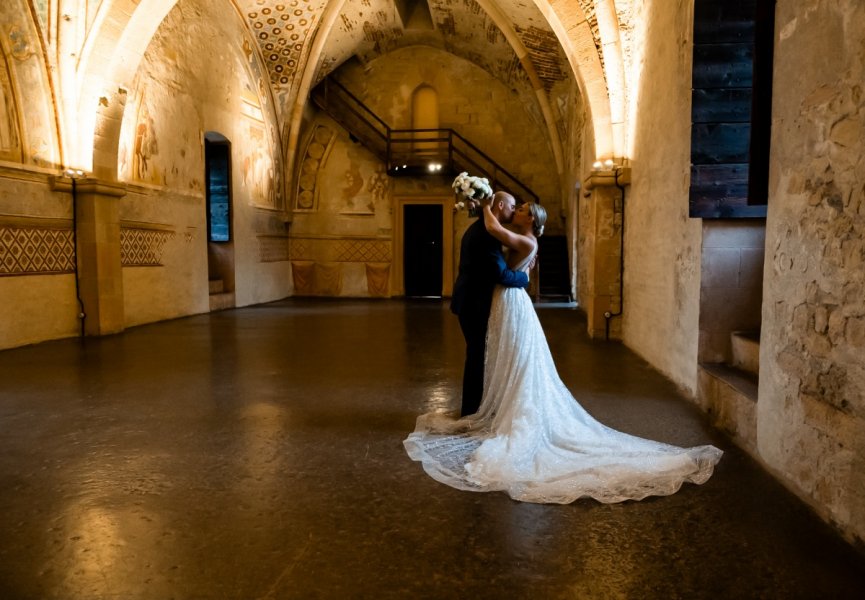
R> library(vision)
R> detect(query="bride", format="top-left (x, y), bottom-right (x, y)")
top-left (403, 193), bottom-right (723, 504)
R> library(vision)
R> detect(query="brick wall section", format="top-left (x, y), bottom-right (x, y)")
top-left (515, 26), bottom-right (568, 91)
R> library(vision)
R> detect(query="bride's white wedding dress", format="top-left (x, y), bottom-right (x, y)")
top-left (404, 250), bottom-right (722, 504)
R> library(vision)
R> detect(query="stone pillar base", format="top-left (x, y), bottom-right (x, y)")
top-left (52, 176), bottom-right (127, 336)
top-left (580, 168), bottom-right (629, 340)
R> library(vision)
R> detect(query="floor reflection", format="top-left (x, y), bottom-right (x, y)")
top-left (0, 299), bottom-right (862, 598)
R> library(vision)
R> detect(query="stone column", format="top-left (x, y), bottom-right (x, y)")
top-left (580, 169), bottom-right (629, 340)
top-left (75, 178), bottom-right (127, 335)
top-left (51, 176), bottom-right (127, 336)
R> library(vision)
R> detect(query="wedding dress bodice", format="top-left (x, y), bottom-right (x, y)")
top-left (404, 266), bottom-right (722, 504)
top-left (510, 246), bottom-right (536, 274)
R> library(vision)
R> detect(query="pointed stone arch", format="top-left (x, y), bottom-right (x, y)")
top-left (81, 0), bottom-right (278, 185)
top-left (0, 0), bottom-right (60, 167)
top-left (74, 0), bottom-right (181, 177)
top-left (533, 0), bottom-right (626, 161)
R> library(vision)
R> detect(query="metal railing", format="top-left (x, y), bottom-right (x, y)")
top-left (312, 77), bottom-right (539, 204)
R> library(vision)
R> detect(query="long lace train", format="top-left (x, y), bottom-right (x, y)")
top-left (404, 281), bottom-right (722, 504)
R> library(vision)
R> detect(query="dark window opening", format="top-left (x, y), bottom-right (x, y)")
top-left (689, 0), bottom-right (776, 218)
top-left (205, 140), bottom-right (231, 242)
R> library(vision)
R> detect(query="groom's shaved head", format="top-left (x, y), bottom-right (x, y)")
top-left (491, 191), bottom-right (518, 224)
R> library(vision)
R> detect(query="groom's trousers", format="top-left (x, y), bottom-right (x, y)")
top-left (458, 309), bottom-right (488, 417)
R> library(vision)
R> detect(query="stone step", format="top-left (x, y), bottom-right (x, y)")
top-left (209, 291), bottom-right (234, 312)
top-left (697, 363), bottom-right (758, 453)
top-left (731, 330), bottom-right (760, 376)
top-left (209, 279), bottom-right (225, 295)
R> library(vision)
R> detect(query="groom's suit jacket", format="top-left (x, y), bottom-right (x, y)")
top-left (451, 217), bottom-right (528, 320)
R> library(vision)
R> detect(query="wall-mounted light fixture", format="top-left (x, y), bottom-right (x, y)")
top-left (591, 159), bottom-right (620, 172)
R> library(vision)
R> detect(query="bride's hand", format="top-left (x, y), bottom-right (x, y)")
top-left (483, 200), bottom-right (498, 232)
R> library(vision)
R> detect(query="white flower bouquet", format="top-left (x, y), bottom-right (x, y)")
top-left (452, 172), bottom-right (492, 213)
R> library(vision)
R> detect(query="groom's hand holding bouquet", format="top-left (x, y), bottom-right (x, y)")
top-left (452, 172), bottom-right (493, 217)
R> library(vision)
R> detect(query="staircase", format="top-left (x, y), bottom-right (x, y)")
top-left (697, 330), bottom-right (760, 452)
top-left (310, 77), bottom-right (538, 204)
top-left (209, 278), bottom-right (234, 312)
top-left (310, 76), bottom-right (573, 302)
top-left (537, 235), bottom-right (572, 302)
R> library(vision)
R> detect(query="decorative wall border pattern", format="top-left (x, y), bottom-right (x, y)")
top-left (289, 236), bottom-right (392, 263)
top-left (0, 224), bottom-right (74, 275)
top-left (259, 234), bottom-right (290, 262)
top-left (120, 227), bottom-right (174, 267)
top-left (294, 123), bottom-right (335, 211)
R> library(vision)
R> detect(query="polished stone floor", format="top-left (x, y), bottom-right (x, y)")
top-left (1, 299), bottom-right (863, 599)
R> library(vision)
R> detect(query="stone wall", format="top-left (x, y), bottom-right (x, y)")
top-left (119, 186), bottom-right (209, 327)
top-left (0, 171), bottom-right (79, 348)
top-left (0, 0), bottom-right (71, 349)
top-left (116, 0), bottom-right (291, 319)
top-left (759, 0), bottom-right (865, 546)
top-left (0, 0), bottom-right (292, 349)
top-left (336, 46), bottom-right (562, 229)
top-left (620, 0), bottom-right (703, 393)
top-left (291, 46), bottom-right (563, 297)
top-left (289, 114), bottom-right (394, 297)
top-left (699, 221), bottom-right (765, 364)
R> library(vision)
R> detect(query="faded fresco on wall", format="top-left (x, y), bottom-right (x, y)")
top-left (318, 140), bottom-right (385, 215)
top-left (119, 81), bottom-right (204, 192)
top-left (241, 39), bottom-right (270, 114)
top-left (237, 34), bottom-right (283, 210)
top-left (8, 25), bottom-right (35, 61)
top-left (295, 124), bottom-right (335, 211)
top-left (2, 24), bottom-right (55, 167)
top-left (131, 100), bottom-right (160, 185)
top-left (0, 52), bottom-right (21, 162)
top-left (236, 49), bottom-right (282, 210)
top-left (240, 120), bottom-right (275, 208)
top-left (239, 82), bottom-right (281, 209)
top-left (32, 0), bottom-right (49, 34)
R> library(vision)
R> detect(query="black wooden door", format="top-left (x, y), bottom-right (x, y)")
top-left (403, 204), bottom-right (443, 297)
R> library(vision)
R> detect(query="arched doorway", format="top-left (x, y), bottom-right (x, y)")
top-left (204, 131), bottom-right (235, 310)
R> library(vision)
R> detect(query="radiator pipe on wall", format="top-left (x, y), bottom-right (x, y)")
top-left (604, 168), bottom-right (627, 341)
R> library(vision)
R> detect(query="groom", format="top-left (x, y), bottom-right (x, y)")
top-left (451, 191), bottom-right (529, 416)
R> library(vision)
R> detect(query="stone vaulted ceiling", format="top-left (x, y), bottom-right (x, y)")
top-left (236, 0), bottom-right (575, 118)
top-left (238, 0), bottom-right (329, 93)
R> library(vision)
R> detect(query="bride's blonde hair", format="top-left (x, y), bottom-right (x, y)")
top-left (528, 202), bottom-right (547, 237)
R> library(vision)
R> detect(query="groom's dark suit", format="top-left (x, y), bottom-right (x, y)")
top-left (451, 217), bottom-right (529, 416)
